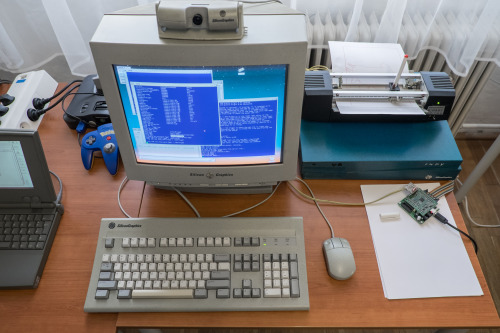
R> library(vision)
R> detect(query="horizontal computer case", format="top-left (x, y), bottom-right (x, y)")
top-left (299, 120), bottom-right (462, 180)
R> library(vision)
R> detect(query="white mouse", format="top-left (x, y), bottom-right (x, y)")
top-left (322, 237), bottom-right (356, 280)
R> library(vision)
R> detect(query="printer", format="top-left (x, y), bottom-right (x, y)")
top-left (302, 70), bottom-right (456, 122)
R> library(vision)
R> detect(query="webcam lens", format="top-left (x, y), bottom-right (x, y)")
top-left (192, 14), bottom-right (203, 25)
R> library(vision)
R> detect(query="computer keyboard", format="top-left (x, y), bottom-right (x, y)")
top-left (84, 217), bottom-right (309, 312)
top-left (0, 213), bottom-right (54, 250)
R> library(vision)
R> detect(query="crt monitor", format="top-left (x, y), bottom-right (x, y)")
top-left (90, 2), bottom-right (307, 193)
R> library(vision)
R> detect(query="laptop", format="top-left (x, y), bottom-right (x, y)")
top-left (0, 129), bottom-right (63, 289)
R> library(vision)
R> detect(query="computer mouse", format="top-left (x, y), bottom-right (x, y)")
top-left (322, 237), bottom-right (356, 280)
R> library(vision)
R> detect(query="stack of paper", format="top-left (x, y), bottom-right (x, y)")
top-left (360, 183), bottom-right (483, 299)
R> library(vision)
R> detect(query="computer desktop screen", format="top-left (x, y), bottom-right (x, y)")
top-left (113, 64), bottom-right (287, 167)
top-left (90, 2), bottom-right (307, 193)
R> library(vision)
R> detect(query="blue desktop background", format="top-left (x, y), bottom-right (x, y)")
top-left (113, 64), bottom-right (287, 165)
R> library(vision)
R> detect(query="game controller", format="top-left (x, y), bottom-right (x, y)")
top-left (81, 123), bottom-right (119, 175)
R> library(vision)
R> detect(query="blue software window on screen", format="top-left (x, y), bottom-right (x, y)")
top-left (114, 64), bottom-right (287, 166)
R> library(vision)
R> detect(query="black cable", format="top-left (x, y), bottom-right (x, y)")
top-left (32, 79), bottom-right (82, 109)
top-left (27, 84), bottom-right (81, 121)
top-left (435, 213), bottom-right (478, 253)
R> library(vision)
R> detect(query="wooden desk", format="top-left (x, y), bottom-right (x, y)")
top-left (1, 83), bottom-right (499, 332)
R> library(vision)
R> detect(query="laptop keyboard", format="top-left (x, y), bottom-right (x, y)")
top-left (0, 214), bottom-right (54, 250)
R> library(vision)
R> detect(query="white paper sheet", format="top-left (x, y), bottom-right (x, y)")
top-left (329, 41), bottom-right (409, 81)
top-left (337, 99), bottom-right (425, 115)
top-left (360, 183), bottom-right (483, 300)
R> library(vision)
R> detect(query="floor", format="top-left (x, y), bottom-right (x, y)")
top-left (456, 139), bottom-right (500, 318)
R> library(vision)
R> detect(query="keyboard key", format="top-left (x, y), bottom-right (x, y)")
top-left (132, 289), bottom-right (194, 299)
top-left (206, 280), bottom-right (230, 290)
top-left (264, 288), bottom-right (281, 298)
top-left (117, 289), bottom-right (132, 299)
top-left (0, 241), bottom-right (11, 249)
top-left (105, 238), bottom-right (114, 248)
top-left (211, 271), bottom-right (230, 280)
top-left (243, 289), bottom-right (252, 298)
top-left (290, 261), bottom-right (299, 279)
top-left (100, 263), bottom-right (113, 272)
top-left (194, 289), bottom-right (208, 299)
top-left (217, 289), bottom-right (230, 298)
top-left (252, 288), bottom-right (261, 298)
top-left (290, 279), bottom-right (300, 298)
top-left (95, 290), bottom-right (110, 299)
top-left (233, 288), bottom-right (242, 298)
top-left (97, 280), bottom-right (117, 290)
top-left (99, 272), bottom-right (113, 280)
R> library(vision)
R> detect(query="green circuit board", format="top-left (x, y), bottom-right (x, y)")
top-left (398, 187), bottom-right (439, 224)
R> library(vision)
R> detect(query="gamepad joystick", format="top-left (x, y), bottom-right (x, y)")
top-left (81, 123), bottom-right (119, 175)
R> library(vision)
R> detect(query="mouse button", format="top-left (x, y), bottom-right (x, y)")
top-left (323, 239), bottom-right (333, 249)
top-left (331, 238), bottom-right (343, 248)
top-left (340, 238), bottom-right (351, 248)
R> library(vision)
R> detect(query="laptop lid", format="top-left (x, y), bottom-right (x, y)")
top-left (0, 129), bottom-right (56, 208)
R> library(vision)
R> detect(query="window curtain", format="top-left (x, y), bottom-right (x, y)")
top-left (0, 0), bottom-right (499, 77)
top-left (291, 0), bottom-right (500, 76)
top-left (0, 0), bottom-right (156, 77)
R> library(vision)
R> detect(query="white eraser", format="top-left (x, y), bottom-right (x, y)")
top-left (380, 212), bottom-right (400, 221)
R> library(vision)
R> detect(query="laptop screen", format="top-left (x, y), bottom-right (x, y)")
top-left (0, 140), bottom-right (34, 188)
top-left (0, 130), bottom-right (56, 205)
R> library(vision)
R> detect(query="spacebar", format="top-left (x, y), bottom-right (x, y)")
top-left (132, 289), bottom-right (194, 299)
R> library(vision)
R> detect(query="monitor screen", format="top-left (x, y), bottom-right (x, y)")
top-left (113, 64), bottom-right (287, 167)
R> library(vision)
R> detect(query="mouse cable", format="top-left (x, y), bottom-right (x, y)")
top-left (292, 177), bottom-right (334, 238)
top-left (287, 178), bottom-right (405, 206)
top-left (434, 213), bottom-right (478, 253)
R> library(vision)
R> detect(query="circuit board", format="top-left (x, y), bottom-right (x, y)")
top-left (398, 187), bottom-right (439, 224)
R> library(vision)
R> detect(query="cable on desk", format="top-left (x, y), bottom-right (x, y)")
top-left (291, 177), bottom-right (334, 238)
top-left (27, 84), bottom-right (81, 121)
top-left (455, 177), bottom-right (500, 228)
top-left (117, 176), bottom-right (146, 218)
top-left (171, 187), bottom-right (201, 218)
top-left (171, 182), bottom-right (282, 218)
top-left (287, 177), bottom-right (405, 206)
top-left (223, 181), bottom-right (282, 217)
top-left (434, 213), bottom-right (478, 253)
top-left (430, 181), bottom-right (454, 199)
top-left (32, 79), bottom-right (82, 109)
top-left (49, 170), bottom-right (63, 205)
top-left (118, 176), bottom-right (132, 218)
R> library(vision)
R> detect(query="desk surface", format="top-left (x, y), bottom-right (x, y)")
top-left (0, 84), bottom-right (499, 332)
